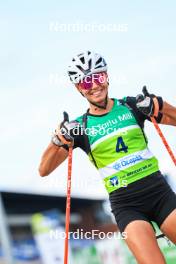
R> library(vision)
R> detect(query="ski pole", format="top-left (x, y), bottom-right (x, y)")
top-left (143, 86), bottom-right (176, 166)
top-left (64, 146), bottom-right (73, 264)
top-left (62, 112), bottom-right (73, 264)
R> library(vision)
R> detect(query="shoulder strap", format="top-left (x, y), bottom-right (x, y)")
top-left (119, 99), bottom-right (148, 144)
top-left (82, 112), bottom-right (98, 168)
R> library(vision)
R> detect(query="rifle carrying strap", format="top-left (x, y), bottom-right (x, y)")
top-left (118, 99), bottom-right (148, 144)
top-left (82, 111), bottom-right (98, 168)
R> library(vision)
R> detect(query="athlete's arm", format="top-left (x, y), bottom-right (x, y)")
top-left (39, 143), bottom-right (68, 176)
top-left (160, 101), bottom-right (176, 126)
top-left (39, 112), bottom-right (78, 176)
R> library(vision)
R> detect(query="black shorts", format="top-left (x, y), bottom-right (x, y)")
top-left (109, 171), bottom-right (176, 233)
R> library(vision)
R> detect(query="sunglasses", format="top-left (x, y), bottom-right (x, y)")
top-left (78, 72), bottom-right (107, 90)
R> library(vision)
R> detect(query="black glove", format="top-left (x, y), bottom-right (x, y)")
top-left (52, 112), bottom-right (79, 147)
top-left (136, 86), bottom-right (163, 117)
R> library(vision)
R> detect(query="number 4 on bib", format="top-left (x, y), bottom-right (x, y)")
top-left (116, 136), bottom-right (128, 153)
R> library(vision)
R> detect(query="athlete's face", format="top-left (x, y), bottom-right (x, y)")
top-left (76, 72), bottom-right (109, 104)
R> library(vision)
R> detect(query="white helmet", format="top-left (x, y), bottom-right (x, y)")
top-left (68, 51), bottom-right (107, 83)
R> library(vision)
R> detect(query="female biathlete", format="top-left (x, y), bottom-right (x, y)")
top-left (39, 51), bottom-right (176, 264)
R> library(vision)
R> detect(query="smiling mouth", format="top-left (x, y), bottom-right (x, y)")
top-left (89, 88), bottom-right (104, 96)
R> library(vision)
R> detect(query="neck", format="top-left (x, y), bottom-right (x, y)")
top-left (89, 98), bottom-right (114, 115)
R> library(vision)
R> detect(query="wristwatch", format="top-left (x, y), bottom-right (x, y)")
top-left (51, 135), bottom-right (64, 147)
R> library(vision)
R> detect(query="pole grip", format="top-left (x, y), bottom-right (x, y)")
top-left (142, 86), bottom-right (150, 96)
top-left (63, 111), bottom-right (69, 122)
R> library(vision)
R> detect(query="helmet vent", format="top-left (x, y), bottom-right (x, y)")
top-left (88, 59), bottom-right (92, 70)
top-left (80, 56), bottom-right (85, 64)
top-left (68, 71), bottom-right (77, 75)
top-left (76, 65), bottom-right (90, 75)
top-left (96, 57), bottom-right (102, 65)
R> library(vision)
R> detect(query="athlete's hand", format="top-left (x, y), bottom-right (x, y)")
top-left (136, 86), bottom-right (163, 117)
top-left (136, 94), bottom-right (154, 116)
top-left (52, 112), bottom-right (79, 147)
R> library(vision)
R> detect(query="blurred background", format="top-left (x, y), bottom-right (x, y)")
top-left (0, 0), bottom-right (176, 263)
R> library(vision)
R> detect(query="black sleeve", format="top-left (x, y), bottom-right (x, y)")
top-left (61, 122), bottom-right (88, 153)
top-left (125, 96), bottom-right (163, 128)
